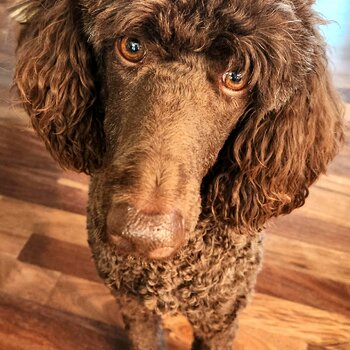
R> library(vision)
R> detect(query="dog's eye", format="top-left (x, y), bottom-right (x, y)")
top-left (222, 71), bottom-right (248, 92)
top-left (117, 37), bottom-right (146, 63)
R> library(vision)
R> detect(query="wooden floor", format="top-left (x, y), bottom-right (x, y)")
top-left (1, 1), bottom-right (350, 349)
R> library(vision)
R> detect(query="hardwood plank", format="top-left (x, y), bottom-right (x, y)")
top-left (308, 344), bottom-right (350, 350)
top-left (256, 263), bottom-right (350, 317)
top-left (0, 122), bottom-right (88, 214)
top-left (57, 177), bottom-right (89, 192)
top-left (0, 254), bottom-right (60, 304)
top-left (314, 173), bottom-right (350, 197)
top-left (325, 100), bottom-right (350, 177)
top-left (0, 196), bottom-right (87, 246)
top-left (241, 293), bottom-right (350, 345)
top-left (264, 234), bottom-right (350, 284)
top-left (0, 292), bottom-right (129, 350)
top-left (300, 186), bottom-right (350, 229)
top-left (0, 105), bottom-right (28, 125)
top-left (266, 214), bottom-right (350, 254)
top-left (48, 274), bottom-right (124, 328)
top-left (234, 326), bottom-right (308, 350)
top-left (17, 234), bottom-right (100, 283)
top-left (0, 229), bottom-right (27, 256)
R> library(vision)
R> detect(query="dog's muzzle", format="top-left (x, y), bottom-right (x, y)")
top-left (107, 203), bottom-right (185, 260)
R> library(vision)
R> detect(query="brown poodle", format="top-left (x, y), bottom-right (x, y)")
top-left (13, 0), bottom-right (344, 349)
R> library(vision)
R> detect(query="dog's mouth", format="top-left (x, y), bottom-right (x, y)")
top-left (109, 235), bottom-right (179, 260)
top-left (107, 203), bottom-right (186, 260)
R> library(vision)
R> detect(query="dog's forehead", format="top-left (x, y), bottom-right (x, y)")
top-left (81, 0), bottom-right (298, 51)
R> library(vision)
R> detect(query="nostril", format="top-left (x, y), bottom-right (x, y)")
top-left (106, 202), bottom-right (130, 237)
top-left (110, 235), bottom-right (134, 253)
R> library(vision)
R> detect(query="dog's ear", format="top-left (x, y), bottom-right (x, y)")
top-left (13, 0), bottom-right (104, 174)
top-left (204, 50), bottom-right (344, 233)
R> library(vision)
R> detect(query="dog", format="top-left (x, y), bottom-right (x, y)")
top-left (12, 0), bottom-right (344, 349)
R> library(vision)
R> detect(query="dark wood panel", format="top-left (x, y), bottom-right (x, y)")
top-left (18, 234), bottom-right (100, 283)
top-left (0, 292), bottom-right (129, 350)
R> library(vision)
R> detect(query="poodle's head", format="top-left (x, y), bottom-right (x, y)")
top-left (14, 0), bottom-right (344, 259)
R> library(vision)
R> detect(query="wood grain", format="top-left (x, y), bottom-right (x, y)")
top-left (308, 344), bottom-right (350, 350)
top-left (267, 213), bottom-right (350, 254)
top-left (0, 253), bottom-right (61, 304)
top-left (0, 195), bottom-right (87, 245)
top-left (18, 234), bottom-right (100, 283)
top-left (240, 293), bottom-right (350, 345)
top-left (48, 274), bottom-right (124, 327)
top-left (0, 229), bottom-right (27, 256)
top-left (0, 123), bottom-right (88, 214)
top-left (233, 327), bottom-right (308, 350)
top-left (0, 292), bottom-right (130, 350)
top-left (264, 234), bottom-right (350, 283)
top-left (256, 263), bottom-right (350, 317)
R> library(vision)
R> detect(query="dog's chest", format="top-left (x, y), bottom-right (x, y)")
top-left (91, 228), bottom-right (264, 315)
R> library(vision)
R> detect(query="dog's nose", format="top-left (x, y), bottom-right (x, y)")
top-left (106, 203), bottom-right (185, 259)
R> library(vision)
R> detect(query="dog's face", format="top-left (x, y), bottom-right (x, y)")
top-left (15, 0), bottom-right (343, 260)
top-left (101, 38), bottom-right (248, 258)
top-left (84, 0), bottom-right (311, 259)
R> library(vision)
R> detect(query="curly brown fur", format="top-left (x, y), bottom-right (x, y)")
top-left (13, 0), bottom-right (344, 349)
top-left (14, 0), bottom-right (105, 173)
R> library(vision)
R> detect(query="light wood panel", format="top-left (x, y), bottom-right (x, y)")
top-left (257, 263), bottom-right (350, 317)
top-left (264, 234), bottom-right (350, 284)
top-left (48, 275), bottom-right (124, 328)
top-left (240, 294), bottom-right (350, 345)
top-left (0, 195), bottom-right (87, 245)
top-left (0, 253), bottom-right (61, 304)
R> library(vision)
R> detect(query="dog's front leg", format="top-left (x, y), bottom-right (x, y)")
top-left (117, 295), bottom-right (165, 350)
top-left (190, 318), bottom-right (238, 350)
top-left (187, 295), bottom-right (247, 350)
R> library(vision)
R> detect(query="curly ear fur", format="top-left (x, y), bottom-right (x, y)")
top-left (14, 0), bottom-right (104, 174)
top-left (204, 38), bottom-right (344, 233)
